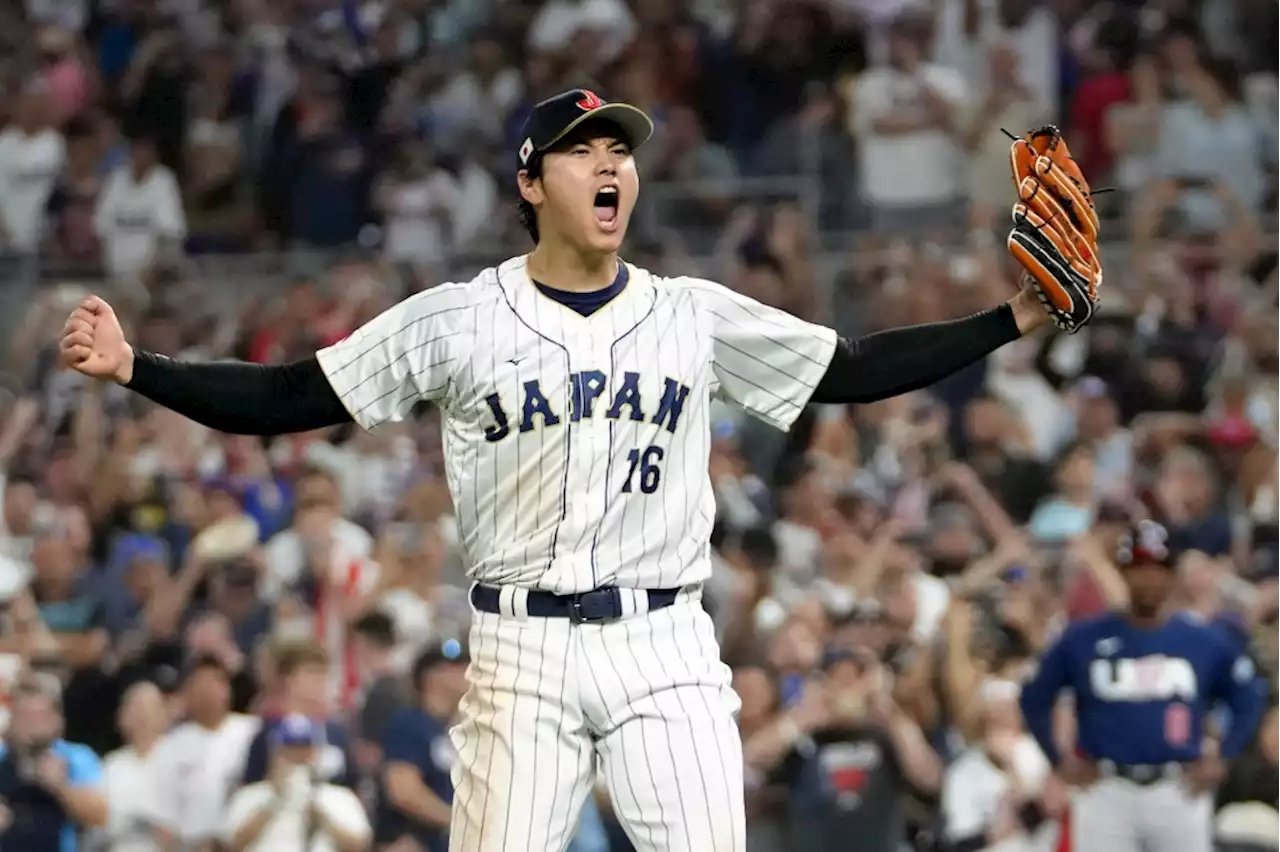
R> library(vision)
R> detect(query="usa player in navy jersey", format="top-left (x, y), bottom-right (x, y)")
top-left (1019, 520), bottom-right (1267, 852)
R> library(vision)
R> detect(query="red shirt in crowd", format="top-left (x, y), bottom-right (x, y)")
top-left (1069, 71), bottom-right (1130, 179)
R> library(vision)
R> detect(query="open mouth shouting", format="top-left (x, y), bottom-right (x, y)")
top-left (593, 185), bottom-right (620, 232)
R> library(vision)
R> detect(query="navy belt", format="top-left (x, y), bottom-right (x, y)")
top-left (470, 585), bottom-right (681, 623)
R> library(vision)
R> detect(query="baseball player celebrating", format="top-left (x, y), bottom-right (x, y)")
top-left (1019, 520), bottom-right (1267, 852)
top-left (60, 93), bottom-right (1101, 852)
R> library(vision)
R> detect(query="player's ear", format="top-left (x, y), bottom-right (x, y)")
top-left (517, 170), bottom-right (544, 207)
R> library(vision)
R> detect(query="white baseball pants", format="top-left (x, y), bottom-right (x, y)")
top-left (1068, 775), bottom-right (1213, 852)
top-left (447, 589), bottom-right (746, 852)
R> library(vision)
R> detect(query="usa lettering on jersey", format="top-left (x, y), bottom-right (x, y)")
top-left (1089, 654), bottom-right (1199, 702)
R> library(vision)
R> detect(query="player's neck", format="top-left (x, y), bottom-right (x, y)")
top-left (527, 239), bottom-right (618, 293)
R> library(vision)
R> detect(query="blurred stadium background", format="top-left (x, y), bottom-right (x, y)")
top-left (0, 0), bottom-right (1276, 851)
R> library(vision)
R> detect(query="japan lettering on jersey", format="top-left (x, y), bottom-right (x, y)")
top-left (314, 258), bottom-right (837, 592)
top-left (1089, 654), bottom-right (1199, 703)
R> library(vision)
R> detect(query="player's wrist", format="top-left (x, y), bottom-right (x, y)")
top-left (116, 343), bottom-right (136, 385)
top-left (1008, 287), bottom-right (1050, 336)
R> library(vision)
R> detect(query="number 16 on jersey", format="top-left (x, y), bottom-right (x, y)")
top-left (622, 445), bottom-right (664, 493)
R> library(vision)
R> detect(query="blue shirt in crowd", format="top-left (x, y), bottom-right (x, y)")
top-left (376, 707), bottom-right (454, 852)
top-left (0, 740), bottom-right (102, 852)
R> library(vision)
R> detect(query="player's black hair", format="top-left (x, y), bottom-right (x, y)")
top-left (352, 611), bottom-right (397, 648)
top-left (517, 154), bottom-right (543, 244)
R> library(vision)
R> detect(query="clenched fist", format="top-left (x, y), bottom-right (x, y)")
top-left (59, 296), bottom-right (134, 384)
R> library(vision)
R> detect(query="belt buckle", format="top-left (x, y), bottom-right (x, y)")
top-left (569, 589), bottom-right (619, 624)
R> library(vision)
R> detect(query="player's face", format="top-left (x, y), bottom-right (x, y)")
top-left (1124, 561), bottom-right (1174, 616)
top-left (528, 123), bottom-right (638, 254)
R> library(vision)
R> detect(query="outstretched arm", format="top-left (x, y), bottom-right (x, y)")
top-left (811, 288), bottom-right (1048, 404)
top-left (61, 287), bottom-right (470, 436)
top-left (702, 278), bottom-right (1050, 433)
top-left (126, 352), bottom-right (351, 435)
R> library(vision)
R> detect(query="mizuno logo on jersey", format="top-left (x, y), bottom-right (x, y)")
top-left (482, 371), bottom-right (692, 443)
top-left (1090, 655), bottom-right (1200, 702)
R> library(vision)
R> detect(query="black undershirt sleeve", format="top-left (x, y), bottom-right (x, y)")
top-left (125, 351), bottom-right (353, 435)
top-left (125, 305), bottom-right (1017, 432)
top-left (811, 304), bottom-right (1021, 404)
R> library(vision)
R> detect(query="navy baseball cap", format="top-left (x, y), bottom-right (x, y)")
top-left (273, 713), bottom-right (320, 748)
top-left (516, 89), bottom-right (654, 171)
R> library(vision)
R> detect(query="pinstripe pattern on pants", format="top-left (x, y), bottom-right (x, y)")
top-left (448, 594), bottom-right (746, 852)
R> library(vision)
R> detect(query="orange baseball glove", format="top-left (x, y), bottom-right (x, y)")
top-left (1006, 126), bottom-right (1103, 334)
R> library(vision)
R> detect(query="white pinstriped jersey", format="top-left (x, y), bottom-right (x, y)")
top-left (316, 256), bottom-right (837, 592)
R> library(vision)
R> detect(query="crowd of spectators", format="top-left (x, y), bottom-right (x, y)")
top-left (0, 0), bottom-right (1276, 851)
